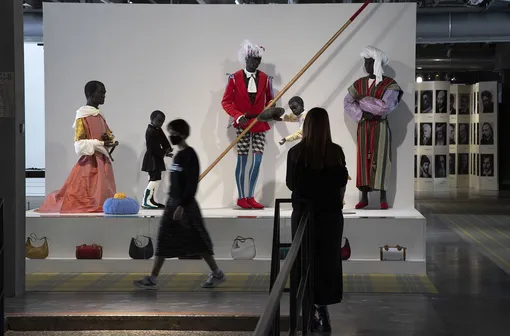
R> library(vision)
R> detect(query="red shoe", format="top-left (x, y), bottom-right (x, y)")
top-left (380, 202), bottom-right (389, 210)
top-left (355, 201), bottom-right (368, 209)
top-left (247, 197), bottom-right (264, 209)
top-left (237, 198), bottom-right (252, 209)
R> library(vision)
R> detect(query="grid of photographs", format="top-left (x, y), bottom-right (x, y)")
top-left (416, 81), bottom-right (497, 191)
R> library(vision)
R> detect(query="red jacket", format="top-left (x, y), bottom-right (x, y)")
top-left (221, 69), bottom-right (274, 133)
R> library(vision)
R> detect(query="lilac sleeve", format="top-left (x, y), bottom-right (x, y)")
top-left (344, 92), bottom-right (363, 122)
top-left (358, 90), bottom-right (401, 117)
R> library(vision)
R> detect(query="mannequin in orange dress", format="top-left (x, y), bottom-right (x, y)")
top-left (38, 80), bottom-right (117, 213)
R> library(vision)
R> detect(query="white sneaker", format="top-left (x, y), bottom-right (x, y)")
top-left (133, 276), bottom-right (158, 290)
top-left (201, 270), bottom-right (226, 288)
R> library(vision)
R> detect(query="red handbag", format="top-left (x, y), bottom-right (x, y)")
top-left (76, 244), bottom-right (103, 259)
top-left (341, 237), bottom-right (351, 261)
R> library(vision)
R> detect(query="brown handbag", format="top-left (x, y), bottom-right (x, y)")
top-left (25, 233), bottom-right (49, 259)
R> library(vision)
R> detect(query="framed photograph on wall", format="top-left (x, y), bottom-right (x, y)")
top-left (448, 124), bottom-right (456, 145)
top-left (435, 122), bottom-right (447, 146)
top-left (458, 93), bottom-right (470, 115)
top-left (420, 90), bottom-right (433, 114)
top-left (480, 154), bottom-right (494, 177)
top-left (481, 90), bottom-right (494, 113)
top-left (458, 153), bottom-right (469, 175)
top-left (435, 90), bottom-right (447, 114)
top-left (458, 123), bottom-right (469, 145)
top-left (449, 153), bottom-right (456, 175)
top-left (435, 155), bottom-right (447, 178)
top-left (419, 155), bottom-right (433, 178)
top-left (420, 122), bottom-right (433, 146)
top-left (480, 122), bottom-right (494, 145)
top-left (449, 93), bottom-right (456, 115)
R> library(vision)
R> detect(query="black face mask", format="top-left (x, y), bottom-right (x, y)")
top-left (169, 135), bottom-right (182, 145)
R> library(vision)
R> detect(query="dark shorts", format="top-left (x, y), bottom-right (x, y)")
top-left (148, 170), bottom-right (162, 181)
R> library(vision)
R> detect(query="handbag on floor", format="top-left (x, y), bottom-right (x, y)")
top-left (379, 245), bottom-right (407, 261)
top-left (76, 244), bottom-right (103, 259)
top-left (341, 237), bottom-right (351, 261)
top-left (25, 233), bottom-right (49, 259)
top-left (231, 236), bottom-right (256, 260)
top-left (129, 236), bottom-right (154, 260)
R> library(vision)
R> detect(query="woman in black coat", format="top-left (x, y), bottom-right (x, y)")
top-left (286, 107), bottom-right (349, 333)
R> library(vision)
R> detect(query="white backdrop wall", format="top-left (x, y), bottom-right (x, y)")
top-left (24, 42), bottom-right (45, 169)
top-left (44, 3), bottom-right (417, 209)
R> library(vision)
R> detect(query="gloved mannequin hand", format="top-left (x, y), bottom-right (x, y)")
top-left (238, 116), bottom-right (249, 127)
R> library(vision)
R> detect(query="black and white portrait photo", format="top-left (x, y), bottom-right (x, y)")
top-left (458, 93), bottom-right (470, 115)
top-left (435, 155), bottom-right (447, 178)
top-left (458, 153), bottom-right (469, 175)
top-left (420, 123), bottom-right (433, 146)
top-left (415, 123), bottom-right (418, 146)
top-left (475, 122), bottom-right (479, 145)
top-left (435, 123), bottom-right (447, 146)
top-left (449, 93), bottom-right (456, 115)
top-left (415, 91), bottom-right (418, 114)
top-left (473, 92), bottom-right (478, 115)
top-left (481, 90), bottom-right (494, 113)
top-left (480, 122), bottom-right (494, 145)
top-left (420, 90), bottom-right (433, 113)
top-left (458, 123), bottom-right (469, 145)
top-left (481, 154), bottom-right (494, 177)
top-left (449, 154), bottom-right (456, 175)
top-left (414, 155), bottom-right (417, 178)
top-left (449, 124), bottom-right (456, 145)
top-left (420, 155), bottom-right (432, 178)
top-left (435, 90), bottom-right (447, 114)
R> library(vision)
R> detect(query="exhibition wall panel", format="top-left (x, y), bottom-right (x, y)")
top-left (417, 82), bottom-right (498, 191)
top-left (24, 42), bottom-right (45, 169)
top-left (415, 81), bottom-right (450, 191)
top-left (43, 3), bottom-right (417, 209)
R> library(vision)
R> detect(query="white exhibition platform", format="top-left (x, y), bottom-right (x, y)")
top-left (26, 207), bottom-right (426, 275)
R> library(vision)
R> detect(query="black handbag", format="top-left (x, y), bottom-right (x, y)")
top-left (129, 236), bottom-right (154, 260)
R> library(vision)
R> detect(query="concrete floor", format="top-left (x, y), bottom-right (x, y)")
top-left (7, 191), bottom-right (510, 335)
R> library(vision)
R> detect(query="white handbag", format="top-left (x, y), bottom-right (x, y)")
top-left (231, 236), bottom-right (256, 260)
top-left (379, 245), bottom-right (407, 261)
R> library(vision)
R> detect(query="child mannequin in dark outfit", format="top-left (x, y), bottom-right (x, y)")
top-left (134, 118), bottom-right (226, 289)
top-left (141, 110), bottom-right (173, 209)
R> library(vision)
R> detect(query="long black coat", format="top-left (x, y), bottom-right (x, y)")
top-left (286, 143), bottom-right (349, 305)
top-left (141, 124), bottom-right (172, 173)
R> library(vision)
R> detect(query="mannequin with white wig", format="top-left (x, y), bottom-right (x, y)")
top-left (221, 40), bottom-right (275, 210)
top-left (344, 46), bottom-right (403, 210)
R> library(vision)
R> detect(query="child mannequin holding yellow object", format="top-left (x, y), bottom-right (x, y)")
top-left (280, 96), bottom-right (351, 206)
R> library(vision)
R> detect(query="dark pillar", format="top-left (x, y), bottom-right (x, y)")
top-left (499, 70), bottom-right (510, 186)
top-left (0, 0), bottom-right (26, 297)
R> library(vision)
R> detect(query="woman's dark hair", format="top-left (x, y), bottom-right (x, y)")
top-left (297, 107), bottom-right (343, 170)
top-left (84, 80), bottom-right (104, 98)
top-left (167, 118), bottom-right (190, 138)
top-left (150, 110), bottom-right (165, 121)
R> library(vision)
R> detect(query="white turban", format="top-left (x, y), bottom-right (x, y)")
top-left (360, 46), bottom-right (389, 85)
top-left (238, 39), bottom-right (265, 64)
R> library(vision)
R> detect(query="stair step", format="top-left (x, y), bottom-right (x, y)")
top-left (5, 332), bottom-right (261, 336)
top-left (6, 314), bottom-right (290, 332)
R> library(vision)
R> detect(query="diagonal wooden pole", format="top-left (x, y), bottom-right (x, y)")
top-left (199, 0), bottom-right (372, 182)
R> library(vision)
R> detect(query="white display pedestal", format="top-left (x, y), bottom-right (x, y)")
top-left (26, 207), bottom-right (426, 275)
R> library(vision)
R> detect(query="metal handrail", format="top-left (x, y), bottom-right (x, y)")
top-left (253, 198), bottom-right (315, 336)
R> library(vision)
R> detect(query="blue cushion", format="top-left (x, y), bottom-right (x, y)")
top-left (103, 197), bottom-right (140, 215)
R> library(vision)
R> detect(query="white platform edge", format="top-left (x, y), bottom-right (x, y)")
top-left (26, 258), bottom-right (426, 275)
top-left (25, 207), bottom-right (425, 220)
